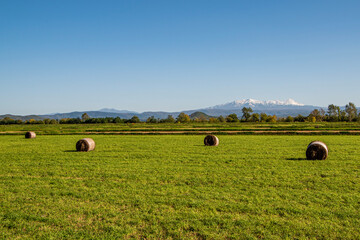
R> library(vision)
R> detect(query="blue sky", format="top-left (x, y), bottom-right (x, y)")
top-left (1, 0), bottom-right (360, 115)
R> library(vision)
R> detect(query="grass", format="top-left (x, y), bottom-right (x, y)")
top-left (1, 122), bottom-right (360, 135)
top-left (1, 135), bottom-right (360, 239)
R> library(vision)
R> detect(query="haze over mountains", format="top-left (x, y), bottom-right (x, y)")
top-left (98, 108), bottom-right (139, 114)
top-left (1, 98), bottom-right (324, 121)
top-left (208, 98), bottom-right (305, 109)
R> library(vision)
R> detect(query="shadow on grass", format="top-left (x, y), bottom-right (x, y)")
top-left (64, 150), bottom-right (77, 152)
top-left (286, 158), bottom-right (308, 161)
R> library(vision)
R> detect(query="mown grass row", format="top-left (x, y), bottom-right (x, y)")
top-left (1, 122), bottom-right (360, 136)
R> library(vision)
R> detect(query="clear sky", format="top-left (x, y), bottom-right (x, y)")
top-left (1, 0), bottom-right (360, 115)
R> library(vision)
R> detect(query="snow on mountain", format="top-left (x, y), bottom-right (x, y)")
top-left (99, 108), bottom-right (138, 114)
top-left (208, 98), bottom-right (305, 110)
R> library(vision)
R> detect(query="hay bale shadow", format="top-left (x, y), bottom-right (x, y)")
top-left (286, 158), bottom-right (308, 161)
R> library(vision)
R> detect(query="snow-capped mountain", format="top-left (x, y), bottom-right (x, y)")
top-left (99, 108), bottom-right (138, 114)
top-left (208, 98), bottom-right (305, 110)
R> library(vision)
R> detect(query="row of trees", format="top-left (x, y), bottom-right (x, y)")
top-left (1, 103), bottom-right (359, 125)
top-left (233, 102), bottom-right (358, 123)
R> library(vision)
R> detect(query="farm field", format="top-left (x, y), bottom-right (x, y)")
top-left (1, 122), bottom-right (360, 135)
top-left (1, 135), bottom-right (360, 239)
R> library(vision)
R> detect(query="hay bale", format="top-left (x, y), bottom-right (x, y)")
top-left (306, 141), bottom-right (328, 160)
top-left (76, 138), bottom-right (96, 152)
top-left (25, 131), bottom-right (36, 139)
top-left (204, 135), bottom-right (219, 146)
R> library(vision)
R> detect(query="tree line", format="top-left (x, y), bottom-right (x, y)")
top-left (1, 102), bottom-right (359, 125)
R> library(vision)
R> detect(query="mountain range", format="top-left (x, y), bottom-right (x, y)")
top-left (1, 98), bottom-right (323, 121)
top-left (207, 98), bottom-right (304, 109)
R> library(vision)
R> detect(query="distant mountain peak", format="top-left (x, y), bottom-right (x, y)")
top-left (98, 108), bottom-right (138, 114)
top-left (234, 98), bottom-right (263, 105)
top-left (208, 98), bottom-right (305, 110)
top-left (283, 98), bottom-right (304, 106)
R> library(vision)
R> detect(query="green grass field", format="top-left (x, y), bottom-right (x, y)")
top-left (1, 122), bottom-right (360, 135)
top-left (1, 135), bottom-right (360, 239)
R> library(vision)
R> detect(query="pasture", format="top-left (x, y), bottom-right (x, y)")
top-left (2, 122), bottom-right (360, 135)
top-left (1, 134), bottom-right (360, 239)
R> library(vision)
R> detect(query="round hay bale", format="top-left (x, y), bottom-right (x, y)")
top-left (306, 141), bottom-right (328, 160)
top-left (204, 135), bottom-right (219, 146)
top-left (76, 138), bottom-right (96, 152)
top-left (25, 131), bottom-right (36, 139)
